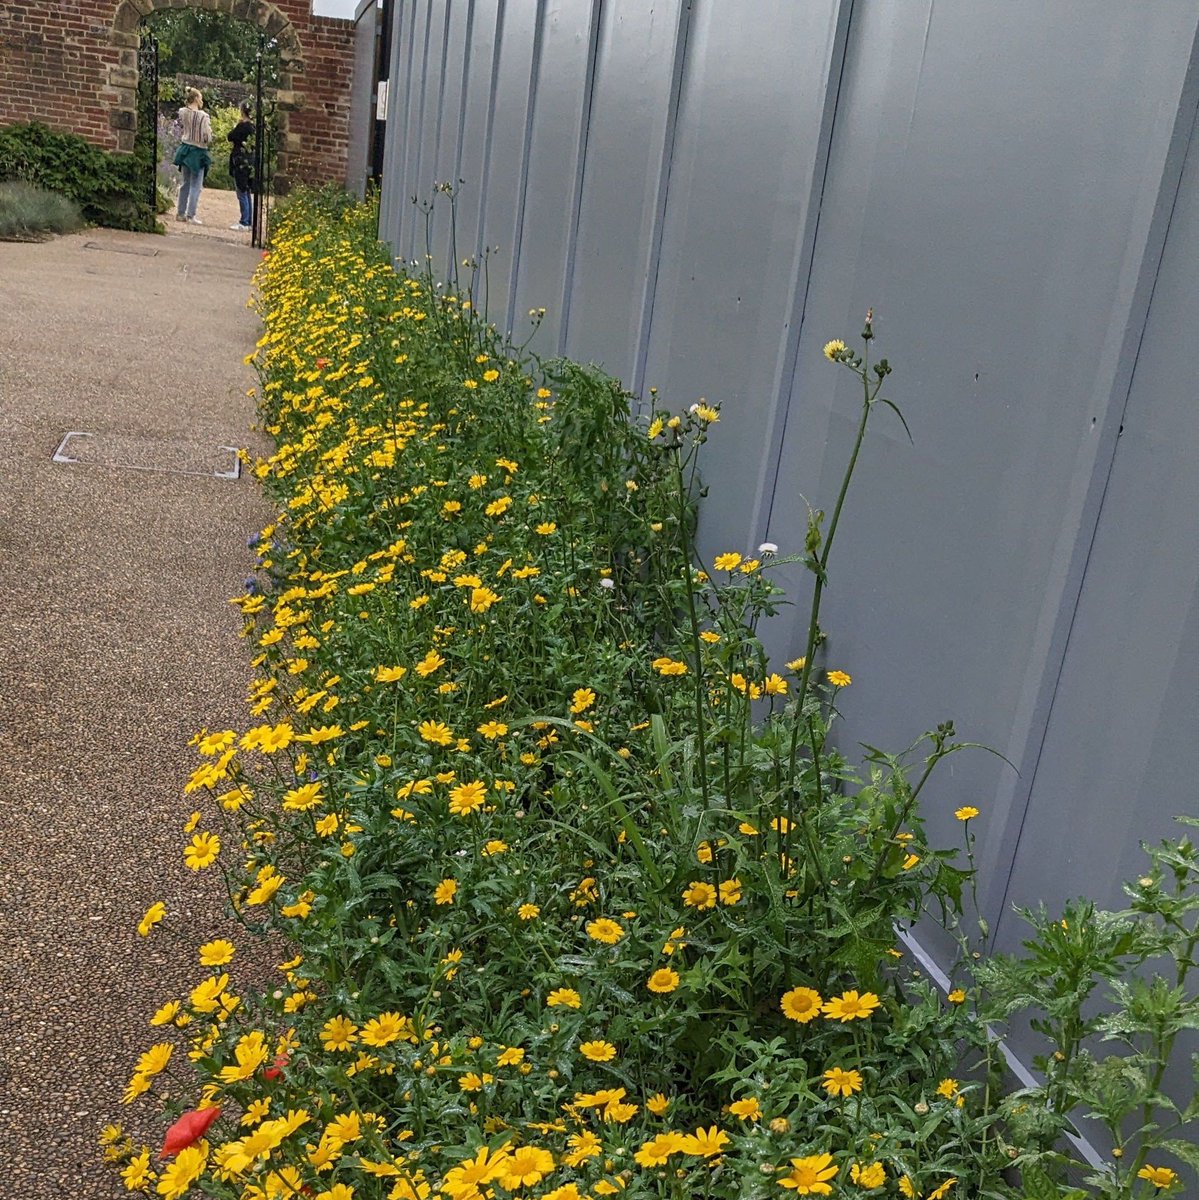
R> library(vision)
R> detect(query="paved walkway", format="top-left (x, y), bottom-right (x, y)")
top-left (0, 215), bottom-right (271, 1196)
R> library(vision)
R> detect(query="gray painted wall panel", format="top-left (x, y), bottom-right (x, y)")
top-left (509, 0), bottom-right (598, 354)
top-left (429, 0), bottom-right (474, 267)
top-left (564, 0), bottom-right (683, 381)
top-left (372, 0), bottom-right (1199, 983)
top-left (476, 0), bottom-right (542, 332)
top-left (764, 1), bottom-right (1199, 892)
top-left (347, 0), bottom-right (379, 198)
top-left (640, 0), bottom-right (842, 558)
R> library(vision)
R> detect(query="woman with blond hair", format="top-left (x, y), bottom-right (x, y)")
top-left (173, 87), bottom-right (212, 224)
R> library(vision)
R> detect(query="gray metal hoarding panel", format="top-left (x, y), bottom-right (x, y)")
top-left (410, 2), bottom-right (450, 261)
top-left (377, 0), bottom-right (410, 238)
top-left (762, 1), bottom-right (1199, 916)
top-left (563, 0), bottom-right (685, 382)
top-left (639, 0), bottom-right (844, 558)
top-left (347, 2), bottom-right (379, 198)
top-left (476, 0), bottom-right (543, 334)
top-left (429, 0), bottom-right (475, 267)
top-left (510, 0), bottom-right (601, 355)
top-left (996, 105), bottom-right (1199, 937)
top-left (455, 0), bottom-right (503, 266)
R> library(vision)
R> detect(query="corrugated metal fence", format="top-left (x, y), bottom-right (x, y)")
top-left (375, 0), bottom-right (1199, 969)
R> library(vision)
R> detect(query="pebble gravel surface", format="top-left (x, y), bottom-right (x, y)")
top-left (0, 220), bottom-right (272, 1197)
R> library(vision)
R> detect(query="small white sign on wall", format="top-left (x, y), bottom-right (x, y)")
top-left (376, 79), bottom-right (389, 120)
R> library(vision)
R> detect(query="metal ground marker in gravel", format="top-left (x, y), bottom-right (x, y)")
top-left (52, 431), bottom-right (243, 480)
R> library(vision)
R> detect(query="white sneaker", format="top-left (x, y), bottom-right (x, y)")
top-left (175, 213), bottom-right (186, 223)
top-left (230, 222), bottom-right (251, 231)
top-left (188, 216), bottom-right (203, 225)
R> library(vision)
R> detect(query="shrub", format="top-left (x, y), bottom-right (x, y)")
top-left (102, 191), bottom-right (1196, 1200)
top-left (0, 180), bottom-right (83, 240)
top-left (0, 122), bottom-right (156, 232)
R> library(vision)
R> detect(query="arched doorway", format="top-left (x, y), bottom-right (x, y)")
top-left (109, 0), bottom-right (303, 189)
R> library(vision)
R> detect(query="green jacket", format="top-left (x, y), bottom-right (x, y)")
top-left (173, 143), bottom-right (212, 175)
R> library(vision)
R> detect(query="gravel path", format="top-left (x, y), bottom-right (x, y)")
top-left (0, 220), bottom-right (271, 1196)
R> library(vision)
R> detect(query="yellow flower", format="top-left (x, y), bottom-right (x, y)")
top-left (477, 720), bottom-right (508, 739)
top-left (947, 988), bottom-right (967, 1004)
top-left (434, 878), bottom-right (458, 905)
top-left (647, 968), bottom-right (679, 994)
top-left (778, 1152), bottom-right (837, 1194)
top-left (198, 939), bottom-right (235, 966)
top-left (646, 1093), bottom-right (670, 1115)
top-left (418, 720), bottom-right (454, 746)
top-left (823, 339), bottom-right (847, 360)
top-left (156, 1145), bottom-right (207, 1200)
top-left (376, 665), bottom-right (407, 682)
top-left (634, 1132), bottom-right (689, 1168)
top-left (485, 496), bottom-right (512, 517)
top-left (138, 901), bottom-right (166, 936)
top-left (282, 781), bottom-right (324, 811)
top-left (682, 1125), bottom-right (729, 1158)
top-left (120, 1149), bottom-right (154, 1190)
top-left (718, 878), bottom-right (742, 905)
top-left (483, 369), bottom-right (500, 382)
top-left (954, 806), bottom-right (980, 821)
top-left (822, 990), bottom-right (880, 1022)
top-left (682, 881), bottom-right (717, 910)
top-left (579, 1040), bottom-right (616, 1062)
top-left (183, 831), bottom-right (220, 870)
top-left (652, 656), bottom-right (688, 676)
top-left (586, 917), bottom-right (625, 944)
top-left (469, 585), bottom-right (501, 613)
top-left (547, 988), bottom-right (582, 1009)
top-left (361, 1012), bottom-right (408, 1047)
top-left (415, 650), bottom-right (445, 676)
top-left (822, 1066), bottom-right (863, 1097)
top-left (150, 1000), bottom-right (181, 1026)
top-left (764, 673), bottom-right (789, 695)
top-left (936, 1078), bottom-right (960, 1099)
top-left (449, 779), bottom-right (487, 816)
top-left (1137, 1166), bottom-right (1177, 1190)
top-left (713, 552), bottom-right (742, 571)
top-left (570, 687), bottom-right (597, 714)
top-left (786, 656), bottom-right (807, 671)
top-left (133, 1042), bottom-right (173, 1078)
top-left (827, 670), bottom-right (852, 687)
top-left (498, 1146), bottom-right (555, 1190)
top-left (781, 986), bottom-right (822, 1024)
top-left (321, 1015), bottom-right (358, 1051)
top-left (535, 522), bottom-right (557, 535)
top-left (727, 1096), bottom-right (761, 1121)
top-left (926, 1180), bottom-right (958, 1200)
top-left (849, 1161), bottom-right (886, 1190)
top-left (518, 903), bottom-right (540, 920)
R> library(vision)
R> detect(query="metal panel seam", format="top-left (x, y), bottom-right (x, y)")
top-left (984, 18), bottom-right (1199, 929)
top-left (556, 0), bottom-right (605, 356)
top-left (474, 0), bottom-right (507, 266)
top-left (504, 0), bottom-right (549, 335)
top-left (430, 2), bottom-right (454, 190)
top-left (631, 0), bottom-right (694, 398)
top-left (756, 0), bottom-right (856, 543)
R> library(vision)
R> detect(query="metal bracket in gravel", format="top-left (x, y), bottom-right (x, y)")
top-left (82, 241), bottom-right (160, 257)
top-left (52, 432), bottom-right (242, 480)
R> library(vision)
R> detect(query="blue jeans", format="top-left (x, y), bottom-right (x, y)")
top-left (177, 166), bottom-right (205, 218)
top-left (236, 185), bottom-right (252, 227)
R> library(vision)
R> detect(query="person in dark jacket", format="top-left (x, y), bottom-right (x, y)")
top-left (227, 101), bottom-right (255, 232)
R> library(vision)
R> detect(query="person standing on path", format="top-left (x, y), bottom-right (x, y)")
top-left (173, 88), bottom-right (212, 225)
top-left (227, 101), bottom-right (255, 233)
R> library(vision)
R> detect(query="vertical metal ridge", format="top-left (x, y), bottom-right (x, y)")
top-left (756, 0), bottom-right (856, 543)
top-left (474, 0), bottom-right (507, 268)
top-left (631, 0), bottom-right (694, 398)
top-left (505, 0), bottom-right (549, 336)
top-left (557, 0), bottom-right (605, 357)
top-left (430, 2), bottom-right (454, 189)
top-left (448, 0), bottom-right (478, 264)
top-left (407, 0), bottom-right (437, 260)
top-left (984, 18), bottom-right (1199, 932)
top-left (391, 0), bottom-right (419, 253)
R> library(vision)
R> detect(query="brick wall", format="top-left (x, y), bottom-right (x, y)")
top-left (0, 0), bottom-right (355, 188)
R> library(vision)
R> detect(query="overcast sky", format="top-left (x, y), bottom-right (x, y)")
top-left (312, 0), bottom-right (360, 19)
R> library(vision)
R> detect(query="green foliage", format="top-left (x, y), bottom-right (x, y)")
top-left (143, 10), bottom-right (279, 86)
top-left (0, 123), bottom-right (155, 232)
top-left (204, 106), bottom-right (243, 192)
top-left (102, 190), bottom-right (1196, 1200)
top-left (0, 180), bottom-right (83, 240)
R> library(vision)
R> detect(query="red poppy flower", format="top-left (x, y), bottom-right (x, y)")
top-left (315, 358), bottom-right (330, 369)
top-left (160, 1105), bottom-right (221, 1158)
top-left (263, 1052), bottom-right (289, 1081)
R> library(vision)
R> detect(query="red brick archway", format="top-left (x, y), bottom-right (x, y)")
top-left (0, 0), bottom-right (354, 186)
